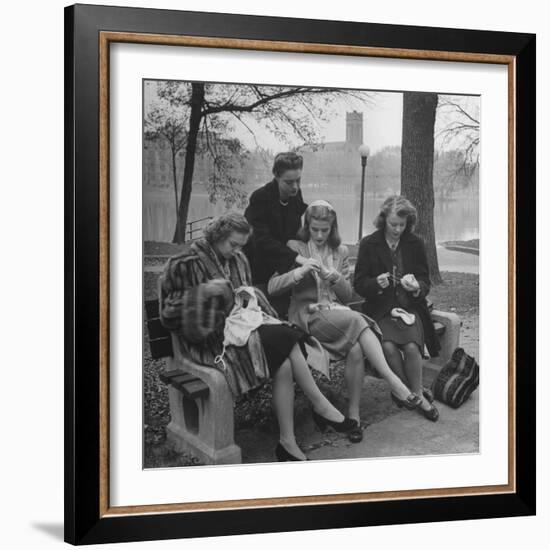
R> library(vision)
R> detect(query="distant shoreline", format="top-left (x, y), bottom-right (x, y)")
top-left (144, 238), bottom-right (480, 261)
top-left (440, 239), bottom-right (479, 256)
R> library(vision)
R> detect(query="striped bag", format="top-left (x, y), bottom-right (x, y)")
top-left (431, 348), bottom-right (479, 408)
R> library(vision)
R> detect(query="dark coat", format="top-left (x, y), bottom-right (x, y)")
top-left (243, 179), bottom-right (308, 284)
top-left (353, 229), bottom-right (441, 357)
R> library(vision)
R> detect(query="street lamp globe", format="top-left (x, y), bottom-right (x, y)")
top-left (358, 143), bottom-right (370, 158)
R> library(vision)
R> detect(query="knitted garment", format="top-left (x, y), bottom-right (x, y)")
top-left (214, 286), bottom-right (282, 372)
top-left (159, 239), bottom-right (278, 397)
top-left (307, 241), bottom-right (348, 311)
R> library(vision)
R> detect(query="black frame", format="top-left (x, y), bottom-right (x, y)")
top-left (65, 3), bottom-right (536, 545)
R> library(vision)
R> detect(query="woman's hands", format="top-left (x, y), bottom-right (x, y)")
top-left (376, 272), bottom-right (391, 289)
top-left (294, 258), bottom-right (340, 284)
top-left (318, 265), bottom-right (340, 284)
top-left (376, 272), bottom-right (420, 294)
top-left (401, 273), bottom-right (420, 293)
top-left (293, 258), bottom-right (320, 282)
top-left (295, 255), bottom-right (320, 269)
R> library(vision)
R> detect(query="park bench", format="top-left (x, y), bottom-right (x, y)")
top-left (145, 293), bottom-right (461, 465)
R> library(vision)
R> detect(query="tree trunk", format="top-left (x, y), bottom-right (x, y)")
top-left (401, 92), bottom-right (442, 284)
top-left (171, 148), bottom-right (178, 224)
top-left (172, 82), bottom-right (204, 243)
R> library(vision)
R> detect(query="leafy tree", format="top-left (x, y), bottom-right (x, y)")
top-left (144, 100), bottom-right (187, 221)
top-left (148, 81), bottom-right (370, 243)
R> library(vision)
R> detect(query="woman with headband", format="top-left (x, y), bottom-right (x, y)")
top-left (267, 200), bottom-right (422, 443)
top-left (353, 195), bottom-right (440, 422)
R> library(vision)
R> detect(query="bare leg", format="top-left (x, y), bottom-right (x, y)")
top-left (288, 344), bottom-right (345, 423)
top-left (345, 343), bottom-right (364, 423)
top-left (272, 360), bottom-right (306, 460)
top-left (382, 341), bottom-right (409, 386)
top-left (358, 329), bottom-right (413, 401)
top-left (402, 342), bottom-right (431, 410)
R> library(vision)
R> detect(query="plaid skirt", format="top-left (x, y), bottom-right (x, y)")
top-left (307, 308), bottom-right (375, 361)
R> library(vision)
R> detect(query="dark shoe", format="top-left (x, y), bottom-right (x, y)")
top-left (347, 423), bottom-right (363, 443)
top-left (420, 403), bottom-right (440, 422)
top-left (390, 392), bottom-right (422, 410)
top-left (312, 410), bottom-right (358, 433)
top-left (275, 442), bottom-right (306, 462)
top-left (422, 387), bottom-right (435, 404)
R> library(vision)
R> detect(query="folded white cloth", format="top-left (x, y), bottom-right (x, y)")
top-left (390, 307), bottom-right (416, 326)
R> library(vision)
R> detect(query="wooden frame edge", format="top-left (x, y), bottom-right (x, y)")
top-left (102, 483), bottom-right (515, 517)
top-left (97, 30), bottom-right (517, 518)
top-left (508, 57), bottom-right (517, 493)
top-left (99, 31), bottom-right (110, 517)
top-left (101, 31), bottom-right (515, 64)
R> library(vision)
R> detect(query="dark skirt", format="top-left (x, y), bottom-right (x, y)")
top-left (378, 313), bottom-right (424, 353)
top-left (256, 323), bottom-right (307, 376)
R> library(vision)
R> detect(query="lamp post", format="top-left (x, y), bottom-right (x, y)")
top-left (358, 144), bottom-right (370, 243)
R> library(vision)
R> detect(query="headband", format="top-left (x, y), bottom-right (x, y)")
top-left (307, 199), bottom-right (334, 211)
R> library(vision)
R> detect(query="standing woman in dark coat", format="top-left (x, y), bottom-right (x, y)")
top-left (244, 152), bottom-right (319, 316)
top-left (353, 195), bottom-right (441, 421)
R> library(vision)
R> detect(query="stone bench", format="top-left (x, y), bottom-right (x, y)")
top-left (145, 297), bottom-right (461, 465)
top-left (145, 297), bottom-right (242, 465)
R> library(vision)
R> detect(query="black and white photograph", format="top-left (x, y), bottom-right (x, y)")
top-left (0, 0), bottom-right (543, 546)
top-left (143, 78), bottom-right (480, 468)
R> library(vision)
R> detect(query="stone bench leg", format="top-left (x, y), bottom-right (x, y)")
top-left (164, 352), bottom-right (241, 465)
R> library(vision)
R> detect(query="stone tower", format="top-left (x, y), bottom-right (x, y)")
top-left (346, 111), bottom-right (363, 145)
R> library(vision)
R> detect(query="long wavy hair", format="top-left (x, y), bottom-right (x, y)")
top-left (373, 195), bottom-right (417, 234)
top-left (297, 202), bottom-right (341, 249)
top-left (203, 212), bottom-right (251, 244)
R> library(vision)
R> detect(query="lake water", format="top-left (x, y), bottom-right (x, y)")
top-left (144, 191), bottom-right (479, 272)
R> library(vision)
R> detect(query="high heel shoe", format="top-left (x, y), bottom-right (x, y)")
top-left (419, 402), bottom-right (440, 422)
top-left (347, 423), bottom-right (364, 443)
top-left (390, 392), bottom-right (422, 410)
top-left (422, 387), bottom-right (435, 404)
top-left (275, 442), bottom-right (306, 462)
top-left (312, 410), bottom-right (358, 433)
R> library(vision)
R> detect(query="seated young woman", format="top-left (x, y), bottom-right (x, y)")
top-left (353, 195), bottom-right (440, 422)
top-left (267, 200), bottom-right (422, 443)
top-left (159, 211), bottom-right (356, 462)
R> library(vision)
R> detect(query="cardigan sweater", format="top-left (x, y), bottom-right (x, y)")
top-left (353, 229), bottom-right (441, 357)
top-left (267, 240), bottom-right (356, 332)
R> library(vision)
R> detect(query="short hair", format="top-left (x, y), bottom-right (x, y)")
top-left (272, 152), bottom-right (303, 177)
top-left (203, 212), bottom-right (251, 244)
top-left (373, 195), bottom-right (417, 234)
top-left (297, 203), bottom-right (342, 249)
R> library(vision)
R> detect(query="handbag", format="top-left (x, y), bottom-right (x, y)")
top-left (431, 347), bottom-right (479, 408)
